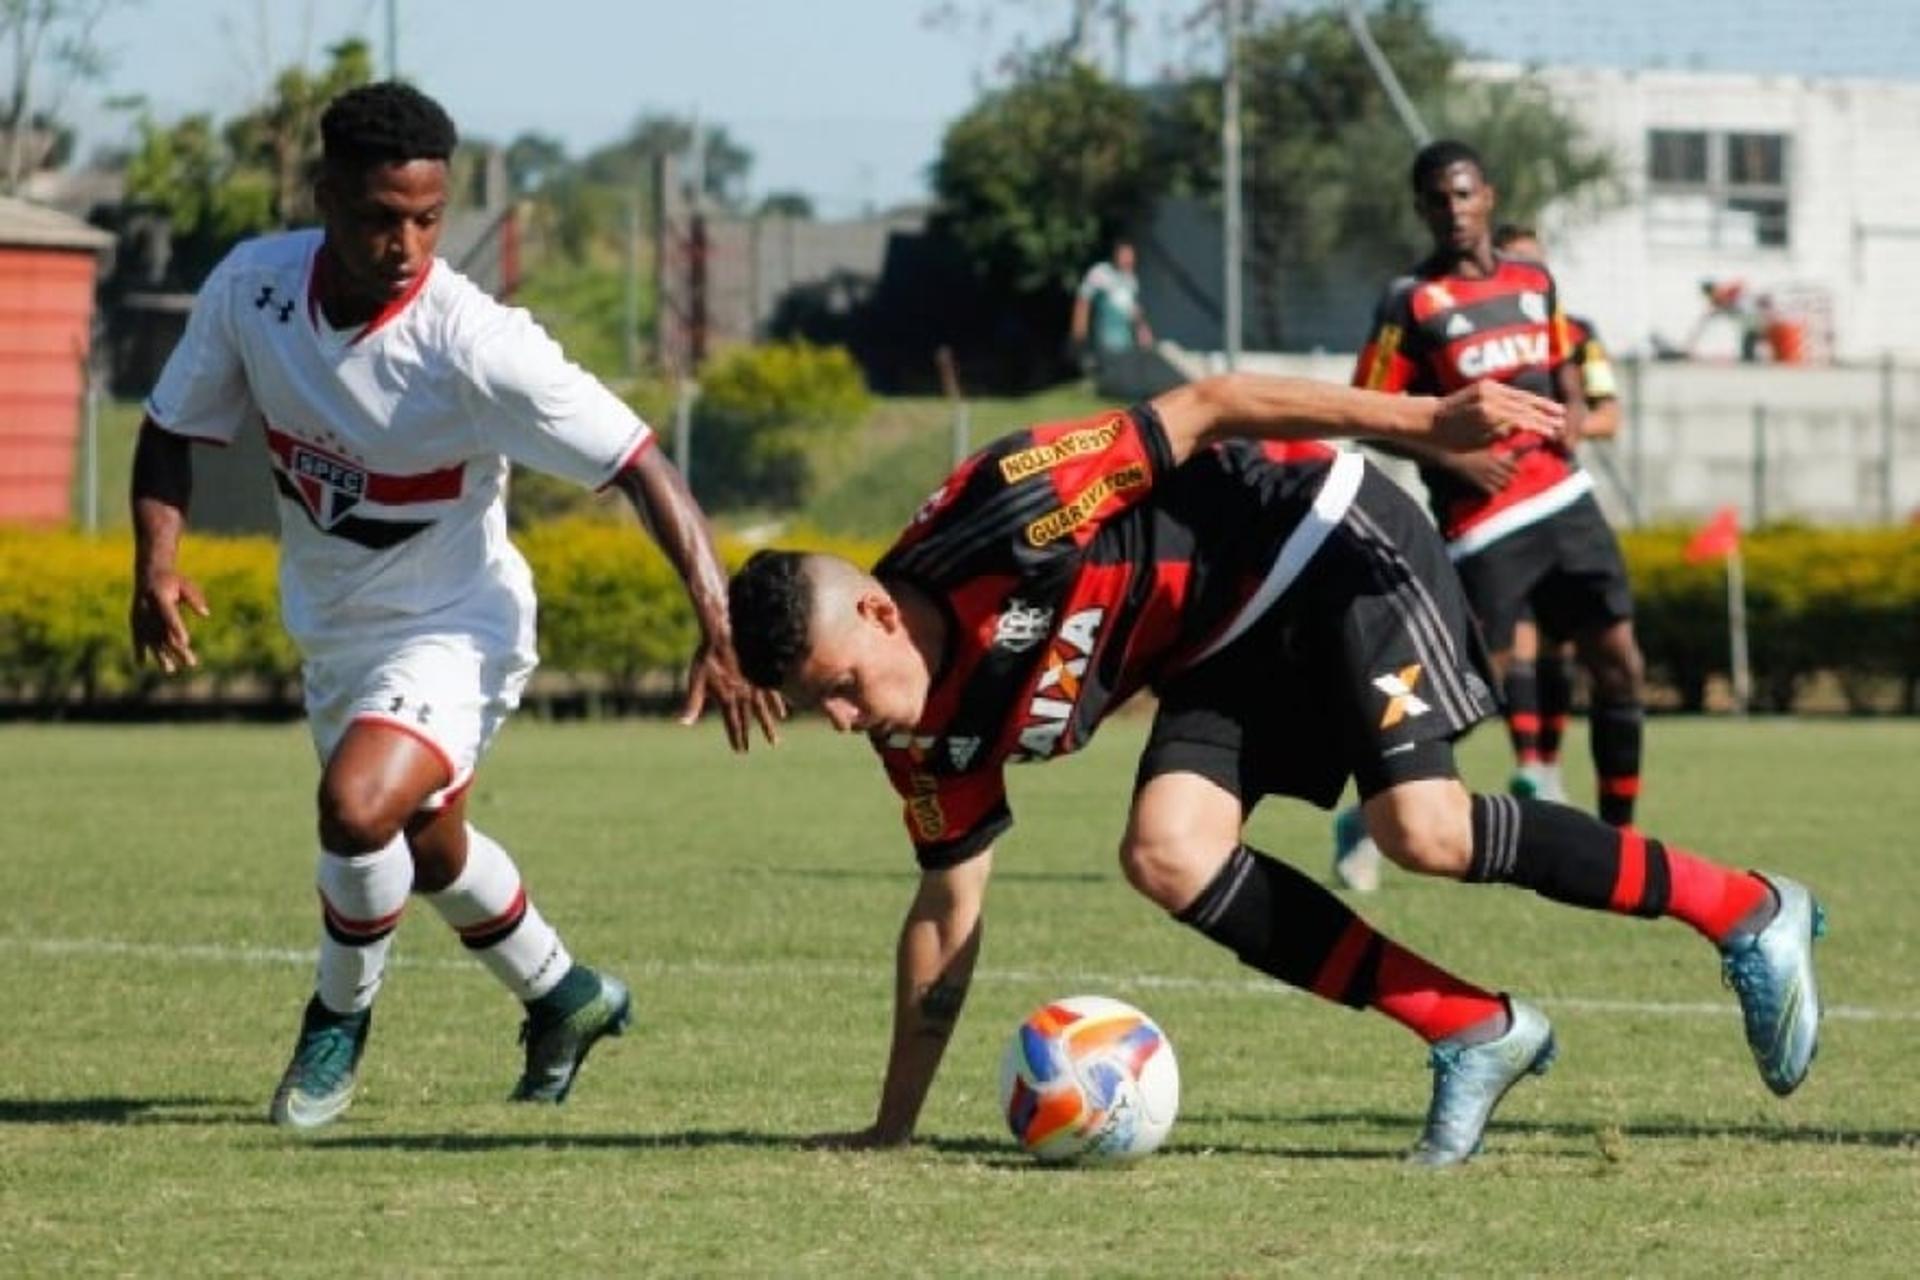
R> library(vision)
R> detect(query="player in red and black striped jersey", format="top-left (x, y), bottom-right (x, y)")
top-left (1493, 224), bottom-right (1624, 804)
top-left (728, 372), bottom-right (1823, 1165)
top-left (1355, 142), bottom-right (1649, 828)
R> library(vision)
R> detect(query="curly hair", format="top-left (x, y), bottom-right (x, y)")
top-left (1410, 139), bottom-right (1485, 192)
top-left (728, 550), bottom-right (816, 690)
top-left (320, 81), bottom-right (458, 171)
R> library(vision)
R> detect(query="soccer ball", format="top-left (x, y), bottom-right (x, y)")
top-left (998, 995), bottom-right (1180, 1164)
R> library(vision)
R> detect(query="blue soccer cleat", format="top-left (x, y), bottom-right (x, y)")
top-left (1721, 873), bottom-right (1826, 1097)
top-left (269, 996), bottom-right (372, 1131)
top-left (1330, 805), bottom-right (1383, 893)
top-left (512, 966), bottom-right (633, 1103)
top-left (1508, 763), bottom-right (1567, 804)
top-left (1407, 998), bottom-right (1556, 1168)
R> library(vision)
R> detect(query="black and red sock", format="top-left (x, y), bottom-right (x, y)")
top-left (1467, 794), bottom-right (1769, 943)
top-left (1590, 699), bottom-right (1643, 826)
top-left (1177, 845), bottom-right (1505, 1042)
top-left (1537, 651), bottom-right (1574, 766)
top-left (1504, 660), bottom-right (1542, 766)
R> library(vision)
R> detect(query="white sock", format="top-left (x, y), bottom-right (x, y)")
top-left (424, 826), bottom-right (571, 1002)
top-left (314, 835), bottom-right (412, 1015)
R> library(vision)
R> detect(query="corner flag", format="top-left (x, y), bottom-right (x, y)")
top-left (1685, 505), bottom-right (1741, 563)
top-left (1685, 505), bottom-right (1750, 712)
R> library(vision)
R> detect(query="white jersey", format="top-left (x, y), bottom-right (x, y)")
top-left (146, 229), bottom-right (651, 655)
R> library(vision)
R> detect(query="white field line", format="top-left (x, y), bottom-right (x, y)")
top-left (7, 933), bottom-right (1915, 1024)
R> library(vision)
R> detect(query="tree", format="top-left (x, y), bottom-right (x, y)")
top-left (756, 189), bottom-right (814, 220)
top-left (1, 0), bottom-right (124, 193)
top-left (580, 113), bottom-right (753, 211)
top-left (1156, 1), bottom-right (1615, 340)
top-left (123, 38), bottom-right (373, 283)
top-left (932, 53), bottom-right (1156, 295)
top-left (504, 130), bottom-right (568, 195)
top-left (929, 1), bottom-right (1615, 352)
top-left (222, 37), bottom-right (374, 226)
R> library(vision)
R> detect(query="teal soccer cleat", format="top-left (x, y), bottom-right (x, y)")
top-left (512, 967), bottom-right (633, 1103)
top-left (1330, 805), bottom-right (1383, 893)
top-left (1721, 873), bottom-right (1826, 1097)
top-left (268, 997), bottom-right (372, 1131)
top-left (1407, 999), bottom-right (1556, 1168)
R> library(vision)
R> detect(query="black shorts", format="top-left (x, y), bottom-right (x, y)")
top-left (1136, 465), bottom-right (1497, 811)
top-left (1453, 493), bottom-right (1634, 652)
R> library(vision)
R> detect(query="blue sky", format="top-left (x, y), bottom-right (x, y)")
top-left (62, 0), bottom-right (1920, 217)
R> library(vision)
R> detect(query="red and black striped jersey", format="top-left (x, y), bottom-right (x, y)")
top-left (1568, 314), bottom-right (1617, 404)
top-left (1354, 256), bottom-right (1592, 556)
top-left (871, 405), bottom-right (1345, 869)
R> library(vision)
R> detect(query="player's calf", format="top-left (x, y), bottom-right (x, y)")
top-left (1362, 778), bottom-right (1474, 877)
top-left (422, 824), bottom-right (631, 1102)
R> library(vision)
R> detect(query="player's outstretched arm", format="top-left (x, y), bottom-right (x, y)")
top-left (611, 448), bottom-right (783, 751)
top-left (810, 851), bottom-right (993, 1150)
top-left (1148, 373), bottom-right (1564, 467)
top-left (129, 420), bottom-right (211, 674)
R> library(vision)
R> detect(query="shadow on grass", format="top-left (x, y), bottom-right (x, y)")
top-left (308, 1128), bottom-right (1398, 1164)
top-left (0, 1096), bottom-right (252, 1126)
top-left (1239, 1110), bottom-right (1920, 1152)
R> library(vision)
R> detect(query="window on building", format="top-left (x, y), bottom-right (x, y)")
top-left (1647, 128), bottom-right (1791, 250)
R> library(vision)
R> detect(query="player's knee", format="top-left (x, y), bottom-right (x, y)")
top-left (1366, 784), bottom-right (1474, 877)
top-left (1119, 828), bottom-right (1225, 910)
top-left (316, 778), bottom-right (410, 854)
top-left (1589, 633), bottom-right (1645, 702)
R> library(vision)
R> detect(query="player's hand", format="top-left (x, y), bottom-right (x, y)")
top-left (1448, 448), bottom-right (1520, 496)
top-left (1430, 381), bottom-right (1564, 452)
top-left (130, 570), bottom-right (210, 674)
top-left (680, 636), bottom-right (785, 752)
top-left (802, 1124), bottom-right (912, 1152)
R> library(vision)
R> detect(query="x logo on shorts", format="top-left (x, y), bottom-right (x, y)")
top-left (1373, 663), bottom-right (1430, 729)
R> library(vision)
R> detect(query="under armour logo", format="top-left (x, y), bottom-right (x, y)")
top-left (254, 284), bottom-right (294, 323)
top-left (386, 694), bottom-right (432, 725)
top-left (1372, 663), bottom-right (1430, 728)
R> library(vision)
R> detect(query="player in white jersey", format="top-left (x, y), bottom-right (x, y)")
top-left (129, 82), bottom-right (779, 1130)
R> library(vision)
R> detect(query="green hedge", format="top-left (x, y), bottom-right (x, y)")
top-left (0, 522), bottom-right (884, 706)
top-left (4, 523), bottom-right (1915, 711)
top-left (1620, 526), bottom-right (1920, 712)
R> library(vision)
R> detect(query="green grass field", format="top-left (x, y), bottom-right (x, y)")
top-left (3, 717), bottom-right (1917, 1275)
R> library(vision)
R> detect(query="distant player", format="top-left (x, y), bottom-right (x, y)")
top-left (130, 82), bottom-right (779, 1130)
top-left (1069, 240), bottom-right (1154, 372)
top-left (1492, 222), bottom-right (1621, 803)
top-left (1352, 141), bottom-right (1649, 830)
top-left (728, 373), bottom-right (1823, 1167)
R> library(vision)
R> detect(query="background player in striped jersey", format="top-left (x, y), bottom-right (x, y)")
top-left (727, 373), bottom-right (1823, 1167)
top-left (131, 82), bottom-right (779, 1130)
top-left (1493, 222), bottom-right (1622, 804)
top-left (1352, 141), bottom-right (1649, 832)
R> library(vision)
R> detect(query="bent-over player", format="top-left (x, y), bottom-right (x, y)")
top-left (728, 374), bottom-right (1822, 1166)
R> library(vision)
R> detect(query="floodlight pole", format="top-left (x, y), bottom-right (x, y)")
top-left (1344, 1), bottom-right (1431, 146)
top-left (1221, 0), bottom-right (1242, 370)
top-left (1726, 545), bottom-right (1751, 715)
top-left (385, 0), bottom-right (399, 79)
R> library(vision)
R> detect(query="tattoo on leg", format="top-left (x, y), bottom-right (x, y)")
top-left (915, 977), bottom-right (969, 1037)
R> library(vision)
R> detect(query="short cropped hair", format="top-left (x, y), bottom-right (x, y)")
top-left (729, 550), bottom-right (816, 689)
top-left (1493, 223), bottom-right (1536, 249)
top-left (1410, 139), bottom-right (1486, 192)
top-left (320, 81), bottom-right (458, 172)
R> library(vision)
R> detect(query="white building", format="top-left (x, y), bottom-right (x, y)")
top-left (1491, 63), bottom-right (1920, 363)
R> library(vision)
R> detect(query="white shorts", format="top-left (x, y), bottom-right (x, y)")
top-left (304, 627), bottom-right (538, 810)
